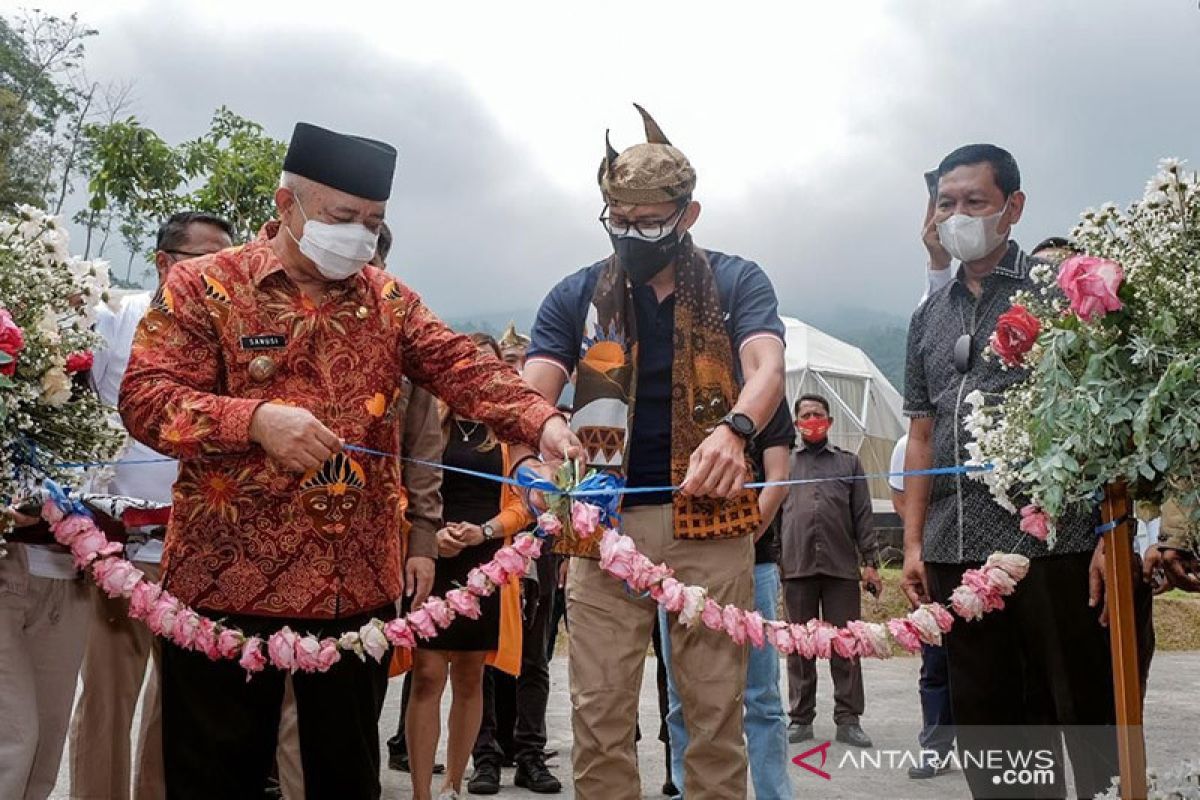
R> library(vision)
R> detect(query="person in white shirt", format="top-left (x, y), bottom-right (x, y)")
top-left (69, 212), bottom-right (232, 800)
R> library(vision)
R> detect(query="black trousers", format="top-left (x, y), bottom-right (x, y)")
top-left (783, 575), bottom-right (865, 725)
top-left (162, 606), bottom-right (392, 800)
top-left (926, 554), bottom-right (1119, 800)
top-left (473, 553), bottom-right (557, 767)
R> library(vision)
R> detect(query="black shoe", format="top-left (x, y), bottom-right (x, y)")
top-left (788, 722), bottom-right (814, 743)
top-left (467, 761), bottom-right (502, 795)
top-left (388, 750), bottom-right (445, 774)
top-left (662, 779), bottom-right (680, 797)
top-left (514, 758), bottom-right (562, 794)
top-left (908, 755), bottom-right (953, 779)
top-left (835, 723), bottom-right (873, 748)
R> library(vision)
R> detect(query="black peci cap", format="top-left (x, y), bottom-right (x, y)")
top-left (283, 122), bottom-right (397, 201)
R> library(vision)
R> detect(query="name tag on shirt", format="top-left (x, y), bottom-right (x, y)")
top-left (240, 334), bottom-right (287, 350)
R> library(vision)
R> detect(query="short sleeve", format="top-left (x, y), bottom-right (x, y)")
top-left (903, 306), bottom-right (935, 418)
top-left (888, 435), bottom-right (907, 492)
top-left (729, 262), bottom-right (785, 350)
top-left (756, 400), bottom-right (795, 451)
top-left (527, 271), bottom-right (588, 374)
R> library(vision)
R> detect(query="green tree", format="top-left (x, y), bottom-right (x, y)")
top-left (0, 10), bottom-right (96, 210)
top-left (78, 107), bottom-right (286, 283)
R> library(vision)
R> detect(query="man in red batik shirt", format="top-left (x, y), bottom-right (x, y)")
top-left (119, 122), bottom-right (578, 800)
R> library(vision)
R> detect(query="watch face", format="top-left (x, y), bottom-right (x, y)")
top-left (727, 412), bottom-right (754, 436)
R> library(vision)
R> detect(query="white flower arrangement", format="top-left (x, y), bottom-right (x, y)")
top-left (967, 159), bottom-right (1200, 549)
top-left (0, 206), bottom-right (125, 552)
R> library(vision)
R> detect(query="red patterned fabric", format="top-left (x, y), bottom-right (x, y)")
top-left (120, 224), bottom-right (557, 618)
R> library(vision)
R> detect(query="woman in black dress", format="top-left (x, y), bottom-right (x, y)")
top-left (406, 333), bottom-right (532, 800)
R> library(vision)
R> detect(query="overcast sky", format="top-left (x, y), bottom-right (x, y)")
top-left (17, 0), bottom-right (1200, 323)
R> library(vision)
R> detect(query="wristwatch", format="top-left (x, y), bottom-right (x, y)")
top-left (719, 411), bottom-right (757, 441)
top-left (481, 521), bottom-right (497, 541)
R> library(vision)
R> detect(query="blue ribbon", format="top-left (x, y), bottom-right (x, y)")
top-left (42, 478), bottom-right (90, 518)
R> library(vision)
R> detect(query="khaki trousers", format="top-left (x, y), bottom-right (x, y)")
top-left (69, 560), bottom-right (164, 800)
top-left (567, 505), bottom-right (753, 800)
top-left (276, 675), bottom-right (305, 800)
top-left (0, 547), bottom-right (91, 800)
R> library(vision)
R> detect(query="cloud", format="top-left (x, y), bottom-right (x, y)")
top-left (49, 0), bottom-right (1200, 325)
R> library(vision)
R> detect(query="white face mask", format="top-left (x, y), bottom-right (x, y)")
top-left (936, 199), bottom-right (1011, 263)
top-left (286, 198), bottom-right (379, 280)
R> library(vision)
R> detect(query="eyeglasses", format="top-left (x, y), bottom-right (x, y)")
top-left (598, 204), bottom-right (687, 241)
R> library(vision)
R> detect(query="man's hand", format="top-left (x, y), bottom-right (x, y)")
top-left (436, 527), bottom-right (467, 558)
top-left (1088, 537), bottom-right (1110, 626)
top-left (405, 555), bottom-right (435, 608)
top-left (1144, 544), bottom-right (1200, 593)
top-left (922, 195), bottom-right (952, 270)
top-left (248, 403), bottom-right (341, 473)
top-left (4, 507), bottom-right (40, 528)
top-left (900, 547), bottom-right (928, 608)
top-left (538, 415), bottom-right (583, 469)
top-left (558, 557), bottom-right (570, 589)
top-left (681, 424), bottom-right (748, 499)
top-left (861, 566), bottom-right (884, 599)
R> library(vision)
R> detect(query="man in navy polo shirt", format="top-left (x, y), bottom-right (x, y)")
top-left (520, 105), bottom-right (785, 800)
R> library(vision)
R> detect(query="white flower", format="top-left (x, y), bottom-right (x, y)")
top-left (40, 367), bottom-right (73, 407)
top-left (963, 390), bottom-right (985, 410)
top-left (359, 621), bottom-right (389, 662)
top-left (36, 309), bottom-right (61, 345)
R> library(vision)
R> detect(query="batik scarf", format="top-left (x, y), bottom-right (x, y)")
top-left (559, 237), bottom-right (761, 557)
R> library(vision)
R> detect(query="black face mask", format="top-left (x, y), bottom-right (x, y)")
top-left (611, 229), bottom-right (683, 286)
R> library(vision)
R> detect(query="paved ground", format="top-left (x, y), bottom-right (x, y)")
top-left (53, 651), bottom-right (1199, 799)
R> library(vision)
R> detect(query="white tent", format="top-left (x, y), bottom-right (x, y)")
top-left (782, 316), bottom-right (906, 510)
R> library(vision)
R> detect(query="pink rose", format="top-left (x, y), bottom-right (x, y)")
top-left (599, 530), bottom-right (638, 582)
top-left (407, 608), bottom-right (438, 639)
top-left (446, 588), bottom-right (482, 620)
top-left (171, 608), bottom-right (202, 649)
top-left (294, 636), bottom-right (323, 672)
top-left (630, 561), bottom-right (671, 593)
top-left (721, 605), bottom-right (747, 645)
top-left (983, 565), bottom-right (1018, 595)
top-left (766, 621), bottom-right (796, 655)
top-left (316, 638), bottom-right (340, 671)
top-left (927, 602), bottom-right (955, 633)
top-left (383, 618), bottom-right (417, 649)
top-left (479, 560), bottom-right (508, 587)
top-left (984, 553), bottom-right (1030, 581)
top-left (1057, 255), bottom-right (1124, 322)
top-left (128, 581), bottom-right (163, 620)
top-left (886, 618), bottom-right (923, 654)
top-left (1019, 505), bottom-right (1051, 542)
top-left (700, 598), bottom-right (724, 631)
top-left (146, 593), bottom-right (180, 637)
top-left (493, 547), bottom-right (527, 580)
top-left (50, 514), bottom-right (93, 547)
top-left (678, 586), bottom-right (707, 628)
top-left (0, 307), bottom-right (25, 377)
top-left (847, 620), bottom-right (892, 659)
top-left (570, 501), bottom-right (602, 538)
top-left (511, 533), bottom-right (544, 560)
top-left (743, 610), bottom-right (766, 649)
top-left (950, 585), bottom-right (985, 621)
top-left (195, 617), bottom-right (220, 660)
top-left (537, 512), bottom-right (563, 538)
top-left (658, 578), bottom-right (686, 614)
top-left (359, 621), bottom-right (389, 662)
top-left (239, 637), bottom-right (266, 676)
top-left (93, 557), bottom-right (144, 598)
top-left (791, 624), bottom-right (816, 660)
top-left (907, 606), bottom-right (943, 646)
top-left (832, 628), bottom-right (860, 659)
top-left (423, 597), bottom-right (454, 629)
top-left (40, 499), bottom-right (64, 525)
top-left (216, 628), bottom-right (242, 659)
top-left (267, 627), bottom-right (299, 671)
top-left (67, 525), bottom-right (110, 568)
top-left (466, 567), bottom-right (492, 596)
top-left (810, 621), bottom-right (835, 660)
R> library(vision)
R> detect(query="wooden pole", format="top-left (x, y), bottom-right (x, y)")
top-left (1100, 482), bottom-right (1147, 800)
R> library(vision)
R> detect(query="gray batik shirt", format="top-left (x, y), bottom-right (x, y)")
top-left (903, 241), bottom-right (1097, 564)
